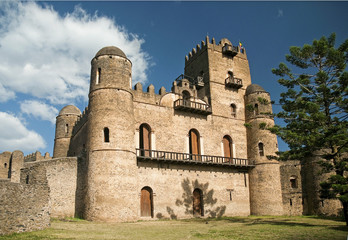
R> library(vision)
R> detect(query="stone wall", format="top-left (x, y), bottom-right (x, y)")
top-left (280, 160), bottom-right (303, 215)
top-left (24, 157), bottom-right (79, 218)
top-left (136, 161), bottom-right (250, 219)
top-left (0, 164), bottom-right (50, 235)
top-left (302, 155), bottom-right (342, 216)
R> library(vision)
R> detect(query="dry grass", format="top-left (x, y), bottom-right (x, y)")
top-left (1, 216), bottom-right (347, 240)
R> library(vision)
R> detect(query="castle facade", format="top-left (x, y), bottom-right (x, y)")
top-left (0, 37), bottom-right (341, 234)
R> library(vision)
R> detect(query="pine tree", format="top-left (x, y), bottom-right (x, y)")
top-left (271, 33), bottom-right (348, 225)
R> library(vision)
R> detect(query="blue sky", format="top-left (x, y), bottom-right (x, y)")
top-left (0, 1), bottom-right (347, 156)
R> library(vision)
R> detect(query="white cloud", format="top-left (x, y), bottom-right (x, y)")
top-left (0, 112), bottom-right (46, 152)
top-left (20, 100), bottom-right (59, 124)
top-left (0, 2), bottom-right (150, 105)
top-left (0, 83), bottom-right (15, 102)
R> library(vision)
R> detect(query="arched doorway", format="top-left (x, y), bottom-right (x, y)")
top-left (193, 188), bottom-right (203, 216)
top-left (140, 187), bottom-right (153, 217)
top-left (182, 90), bottom-right (191, 107)
top-left (223, 135), bottom-right (233, 161)
top-left (189, 129), bottom-right (200, 161)
top-left (139, 124), bottom-right (151, 157)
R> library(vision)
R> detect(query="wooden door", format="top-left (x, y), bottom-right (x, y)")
top-left (223, 137), bottom-right (231, 158)
top-left (140, 124), bottom-right (151, 157)
top-left (193, 189), bottom-right (203, 216)
top-left (189, 130), bottom-right (200, 160)
top-left (223, 136), bottom-right (232, 163)
top-left (141, 188), bottom-right (152, 217)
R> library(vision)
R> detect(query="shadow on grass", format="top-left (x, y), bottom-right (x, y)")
top-left (218, 216), bottom-right (348, 231)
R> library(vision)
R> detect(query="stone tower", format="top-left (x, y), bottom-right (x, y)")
top-left (53, 105), bottom-right (81, 158)
top-left (84, 46), bottom-right (137, 221)
top-left (245, 84), bottom-right (284, 215)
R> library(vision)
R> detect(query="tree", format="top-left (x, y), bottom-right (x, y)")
top-left (271, 33), bottom-right (348, 225)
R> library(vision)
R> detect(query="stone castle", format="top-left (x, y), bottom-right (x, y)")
top-left (0, 36), bottom-right (341, 235)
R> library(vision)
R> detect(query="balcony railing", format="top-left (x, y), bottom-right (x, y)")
top-left (136, 148), bottom-right (254, 168)
top-left (225, 77), bottom-right (243, 89)
top-left (174, 99), bottom-right (212, 115)
top-left (222, 45), bottom-right (238, 57)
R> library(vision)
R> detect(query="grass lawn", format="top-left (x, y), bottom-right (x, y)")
top-left (1, 216), bottom-right (347, 240)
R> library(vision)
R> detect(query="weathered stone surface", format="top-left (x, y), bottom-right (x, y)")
top-left (0, 164), bottom-right (50, 235)
top-left (0, 36), bottom-right (342, 231)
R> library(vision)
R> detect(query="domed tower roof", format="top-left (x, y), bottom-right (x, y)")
top-left (95, 46), bottom-right (127, 58)
top-left (245, 84), bottom-right (267, 95)
top-left (59, 105), bottom-right (81, 116)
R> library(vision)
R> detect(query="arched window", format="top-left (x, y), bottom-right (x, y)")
top-left (228, 71), bottom-right (233, 79)
top-left (254, 104), bottom-right (259, 115)
top-left (25, 175), bottom-right (29, 184)
top-left (193, 188), bottom-right (204, 216)
top-left (140, 186), bottom-right (153, 218)
top-left (140, 124), bottom-right (151, 157)
top-left (4, 163), bottom-right (7, 168)
top-left (223, 135), bottom-right (233, 160)
top-left (258, 142), bottom-right (264, 156)
top-left (182, 90), bottom-right (191, 107)
top-left (65, 124), bottom-right (69, 134)
top-left (104, 127), bottom-right (109, 142)
top-left (96, 68), bottom-right (101, 84)
top-left (290, 176), bottom-right (298, 188)
top-left (231, 104), bottom-right (237, 117)
top-left (189, 129), bottom-right (200, 160)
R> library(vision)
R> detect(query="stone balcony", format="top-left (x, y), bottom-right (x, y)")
top-left (225, 76), bottom-right (243, 89)
top-left (174, 99), bottom-right (212, 115)
top-left (222, 44), bottom-right (238, 57)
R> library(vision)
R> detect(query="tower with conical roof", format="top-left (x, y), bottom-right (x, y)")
top-left (84, 46), bottom-right (137, 221)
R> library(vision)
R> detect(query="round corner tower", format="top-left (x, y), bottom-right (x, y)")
top-left (85, 46), bottom-right (137, 221)
top-left (245, 84), bottom-right (284, 215)
top-left (53, 105), bottom-right (81, 158)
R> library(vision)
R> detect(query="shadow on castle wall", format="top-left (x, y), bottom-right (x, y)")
top-left (156, 178), bottom-right (226, 220)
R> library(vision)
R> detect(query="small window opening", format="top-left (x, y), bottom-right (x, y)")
top-left (290, 176), bottom-right (298, 188)
top-left (26, 175), bottom-right (29, 184)
top-left (96, 68), bottom-right (101, 85)
top-left (321, 200), bottom-right (324, 207)
top-left (4, 163), bottom-right (7, 168)
top-left (258, 142), bottom-right (264, 156)
top-left (290, 199), bottom-right (292, 206)
top-left (228, 71), bottom-right (233, 79)
top-left (229, 191), bottom-right (232, 201)
top-left (231, 104), bottom-right (237, 117)
top-left (254, 104), bottom-right (259, 115)
top-left (244, 172), bottom-right (247, 187)
top-left (65, 124), bottom-right (69, 134)
top-left (104, 127), bottom-right (110, 142)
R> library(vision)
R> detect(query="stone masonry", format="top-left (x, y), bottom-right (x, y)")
top-left (0, 36), bottom-right (343, 234)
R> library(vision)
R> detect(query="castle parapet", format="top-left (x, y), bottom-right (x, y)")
top-left (24, 151), bottom-right (51, 162)
top-left (185, 36), bottom-right (247, 64)
top-left (72, 107), bottom-right (88, 135)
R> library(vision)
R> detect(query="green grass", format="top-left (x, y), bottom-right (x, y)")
top-left (1, 216), bottom-right (347, 240)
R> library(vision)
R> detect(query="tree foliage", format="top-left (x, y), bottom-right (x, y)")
top-left (271, 33), bottom-right (348, 224)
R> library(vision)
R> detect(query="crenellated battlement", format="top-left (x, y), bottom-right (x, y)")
top-left (133, 82), bottom-right (167, 96)
top-left (72, 107), bottom-right (88, 135)
top-left (24, 151), bottom-right (51, 162)
top-left (185, 36), bottom-right (246, 64)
